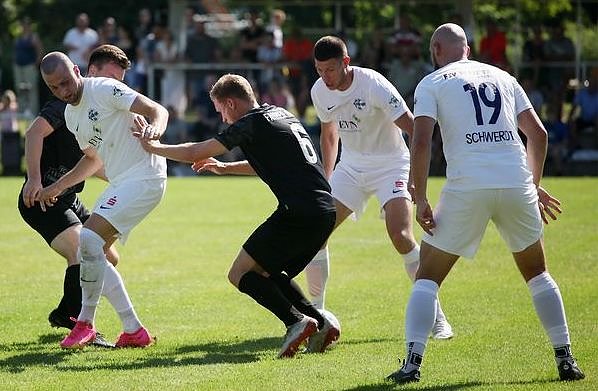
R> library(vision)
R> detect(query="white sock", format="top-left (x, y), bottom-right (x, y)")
top-left (402, 245), bottom-right (420, 282)
top-left (305, 247), bottom-right (329, 310)
top-left (102, 263), bottom-right (142, 333)
top-left (78, 228), bottom-right (107, 324)
top-left (527, 272), bottom-right (571, 362)
top-left (401, 246), bottom-right (447, 324)
top-left (404, 279), bottom-right (438, 372)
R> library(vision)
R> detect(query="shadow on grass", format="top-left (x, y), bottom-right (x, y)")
top-left (341, 377), bottom-right (562, 390)
top-left (0, 334), bottom-right (282, 373)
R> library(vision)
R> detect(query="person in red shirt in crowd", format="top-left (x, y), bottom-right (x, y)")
top-left (479, 19), bottom-right (508, 70)
top-left (283, 25), bottom-right (315, 93)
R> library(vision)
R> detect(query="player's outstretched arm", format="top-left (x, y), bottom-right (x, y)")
top-left (192, 158), bottom-right (256, 175)
top-left (22, 116), bottom-right (54, 208)
top-left (37, 148), bottom-right (102, 211)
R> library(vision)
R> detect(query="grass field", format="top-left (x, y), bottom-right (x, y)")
top-left (0, 176), bottom-right (596, 390)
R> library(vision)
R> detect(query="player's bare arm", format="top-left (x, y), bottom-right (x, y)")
top-left (138, 135), bottom-right (228, 165)
top-left (23, 116), bottom-right (55, 208)
top-left (192, 158), bottom-right (256, 176)
top-left (393, 110), bottom-right (415, 140)
top-left (319, 121), bottom-right (339, 179)
top-left (517, 108), bottom-right (561, 223)
top-left (129, 94), bottom-right (169, 140)
top-left (411, 115), bottom-right (436, 235)
top-left (37, 147), bottom-right (102, 211)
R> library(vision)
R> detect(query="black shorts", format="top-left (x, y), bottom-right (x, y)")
top-left (243, 208), bottom-right (336, 278)
top-left (18, 189), bottom-right (90, 245)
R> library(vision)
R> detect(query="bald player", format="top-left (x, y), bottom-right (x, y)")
top-left (38, 50), bottom-right (168, 349)
top-left (386, 23), bottom-right (584, 384)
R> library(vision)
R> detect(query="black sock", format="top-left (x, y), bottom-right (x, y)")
top-left (60, 264), bottom-right (82, 317)
top-left (269, 272), bottom-right (326, 329)
top-left (555, 345), bottom-right (572, 363)
top-left (238, 271), bottom-right (302, 327)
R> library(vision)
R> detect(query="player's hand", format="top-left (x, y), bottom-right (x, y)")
top-left (191, 157), bottom-right (227, 175)
top-left (36, 183), bottom-right (61, 212)
top-left (131, 115), bottom-right (161, 140)
top-left (537, 186), bottom-right (562, 224)
top-left (415, 199), bottom-right (435, 235)
top-left (22, 178), bottom-right (43, 208)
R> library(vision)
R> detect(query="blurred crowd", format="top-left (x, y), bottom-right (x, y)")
top-left (2, 7), bottom-right (597, 176)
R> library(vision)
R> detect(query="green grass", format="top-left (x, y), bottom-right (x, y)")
top-left (1, 176), bottom-right (596, 390)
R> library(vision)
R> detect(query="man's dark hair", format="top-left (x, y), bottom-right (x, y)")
top-left (313, 35), bottom-right (347, 61)
top-left (88, 44), bottom-right (131, 70)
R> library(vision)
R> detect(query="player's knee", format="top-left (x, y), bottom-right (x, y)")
top-left (79, 228), bottom-right (106, 259)
top-left (228, 268), bottom-right (241, 288)
top-left (390, 229), bottom-right (416, 253)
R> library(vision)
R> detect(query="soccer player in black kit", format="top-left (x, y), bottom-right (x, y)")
top-left (136, 73), bottom-right (339, 358)
top-left (18, 45), bottom-right (131, 345)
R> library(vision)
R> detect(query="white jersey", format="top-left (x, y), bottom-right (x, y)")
top-left (65, 77), bottom-right (167, 184)
top-left (311, 66), bottom-right (410, 166)
top-left (414, 59), bottom-right (534, 191)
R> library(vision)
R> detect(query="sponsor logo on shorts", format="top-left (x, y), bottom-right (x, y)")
top-left (392, 180), bottom-right (405, 194)
top-left (100, 196), bottom-right (118, 210)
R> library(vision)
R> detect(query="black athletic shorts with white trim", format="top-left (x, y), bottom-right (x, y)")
top-left (243, 208), bottom-right (336, 278)
top-left (18, 190), bottom-right (90, 245)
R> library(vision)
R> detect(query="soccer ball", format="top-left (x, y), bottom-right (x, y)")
top-left (320, 309), bottom-right (341, 348)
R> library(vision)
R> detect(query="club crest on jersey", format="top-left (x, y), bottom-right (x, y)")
top-left (113, 86), bottom-right (125, 97)
top-left (88, 108), bottom-right (99, 122)
top-left (389, 95), bottom-right (401, 108)
top-left (353, 98), bottom-right (366, 110)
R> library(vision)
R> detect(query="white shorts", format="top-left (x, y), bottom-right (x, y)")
top-left (423, 186), bottom-right (543, 259)
top-left (93, 178), bottom-right (166, 244)
top-left (330, 159), bottom-right (411, 220)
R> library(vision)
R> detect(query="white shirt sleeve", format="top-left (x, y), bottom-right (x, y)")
top-left (97, 79), bottom-right (138, 112)
top-left (513, 78), bottom-right (533, 115)
top-left (310, 83), bottom-right (333, 123)
top-left (370, 75), bottom-right (408, 122)
top-left (413, 77), bottom-right (437, 121)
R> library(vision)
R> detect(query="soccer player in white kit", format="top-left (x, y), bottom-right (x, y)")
top-left (38, 50), bottom-right (168, 349)
top-left (386, 24), bottom-right (584, 384)
top-left (308, 35), bottom-right (452, 339)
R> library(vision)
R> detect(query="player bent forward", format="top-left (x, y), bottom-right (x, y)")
top-left (136, 73), bottom-right (339, 358)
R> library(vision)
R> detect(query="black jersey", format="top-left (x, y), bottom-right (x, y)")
top-left (28, 99), bottom-right (85, 197)
top-left (215, 104), bottom-right (335, 214)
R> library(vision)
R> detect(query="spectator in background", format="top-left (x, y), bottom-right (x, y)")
top-left (267, 9), bottom-right (286, 50)
top-left (389, 14), bottom-right (422, 61)
top-left (63, 13), bottom-right (99, 75)
top-left (282, 26), bottom-right (315, 95)
top-left (388, 44), bottom-right (429, 110)
top-left (134, 8), bottom-right (154, 44)
top-left (545, 105), bottom-right (570, 176)
top-left (360, 28), bottom-right (388, 73)
top-left (155, 29), bottom-right (187, 117)
top-left (100, 17), bottom-right (119, 46)
top-left (133, 24), bottom-right (162, 94)
top-left (479, 18), bottom-right (508, 70)
top-left (543, 24), bottom-right (575, 118)
top-left (449, 13), bottom-right (474, 55)
top-left (522, 25), bottom-right (546, 86)
top-left (568, 70), bottom-right (598, 149)
top-left (0, 90), bottom-right (19, 134)
top-left (185, 16), bottom-right (221, 106)
top-left (521, 74), bottom-right (545, 116)
top-left (239, 10), bottom-right (266, 63)
top-left (261, 78), bottom-right (295, 112)
top-left (13, 17), bottom-right (43, 117)
top-left (256, 32), bottom-right (282, 90)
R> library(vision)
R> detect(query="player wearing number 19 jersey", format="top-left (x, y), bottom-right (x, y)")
top-left (139, 74), bottom-right (337, 358)
top-left (387, 23), bottom-right (584, 384)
